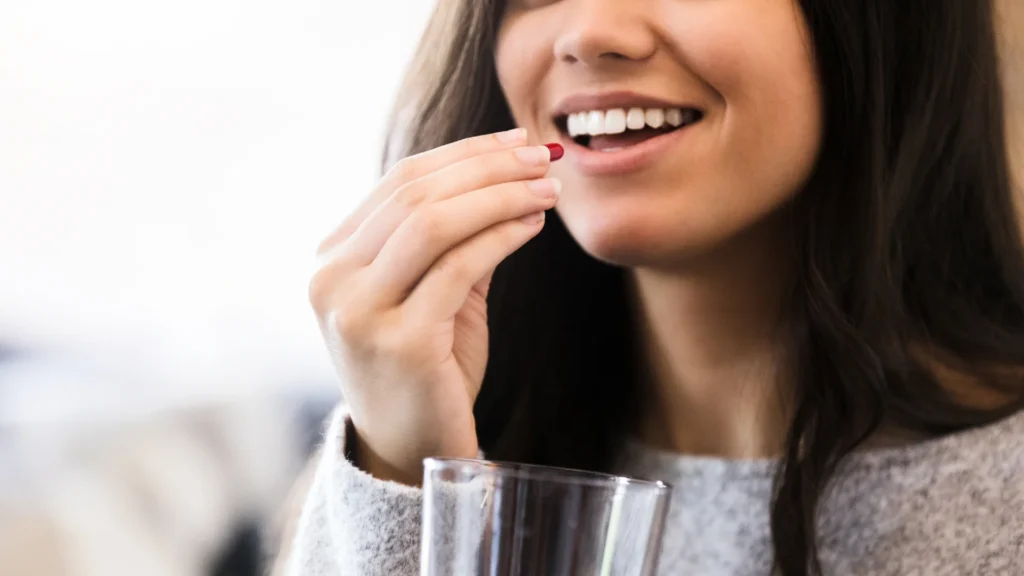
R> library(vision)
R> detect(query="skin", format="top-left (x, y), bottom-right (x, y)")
top-left (997, 0), bottom-right (1024, 186)
top-left (310, 0), bottom-right (824, 485)
top-left (499, 0), bottom-right (822, 268)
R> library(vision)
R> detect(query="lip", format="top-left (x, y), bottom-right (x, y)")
top-left (550, 90), bottom-right (704, 176)
top-left (551, 90), bottom-right (702, 118)
top-left (559, 124), bottom-right (694, 176)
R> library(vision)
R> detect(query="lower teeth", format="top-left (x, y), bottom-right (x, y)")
top-left (580, 126), bottom-right (682, 150)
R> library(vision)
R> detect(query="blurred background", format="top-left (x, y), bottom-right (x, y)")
top-left (0, 1), bottom-right (1021, 575)
top-left (0, 0), bottom-right (433, 574)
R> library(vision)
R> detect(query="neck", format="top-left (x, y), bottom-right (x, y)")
top-left (630, 214), bottom-right (796, 459)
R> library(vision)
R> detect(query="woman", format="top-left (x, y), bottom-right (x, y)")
top-left (290, 0), bottom-right (1024, 573)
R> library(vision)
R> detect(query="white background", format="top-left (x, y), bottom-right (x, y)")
top-left (0, 0), bottom-right (435, 420)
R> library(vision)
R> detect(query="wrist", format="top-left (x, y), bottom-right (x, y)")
top-left (347, 423), bottom-right (424, 486)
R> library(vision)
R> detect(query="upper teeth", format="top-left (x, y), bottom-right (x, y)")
top-left (566, 108), bottom-right (697, 137)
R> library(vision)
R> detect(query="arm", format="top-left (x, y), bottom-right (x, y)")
top-left (280, 406), bottom-right (423, 576)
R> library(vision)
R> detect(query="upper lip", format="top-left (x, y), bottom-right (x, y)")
top-left (551, 90), bottom-right (702, 118)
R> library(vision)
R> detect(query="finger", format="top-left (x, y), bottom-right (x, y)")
top-left (366, 177), bottom-right (561, 304)
top-left (341, 144), bottom-right (555, 268)
top-left (472, 269), bottom-right (495, 301)
top-left (316, 128), bottom-right (528, 255)
top-left (403, 211), bottom-right (547, 321)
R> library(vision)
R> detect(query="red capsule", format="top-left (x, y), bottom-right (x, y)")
top-left (545, 143), bottom-right (565, 162)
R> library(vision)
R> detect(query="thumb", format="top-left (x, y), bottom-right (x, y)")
top-left (471, 268), bottom-right (495, 301)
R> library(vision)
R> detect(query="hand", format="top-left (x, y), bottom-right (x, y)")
top-left (309, 128), bottom-right (561, 485)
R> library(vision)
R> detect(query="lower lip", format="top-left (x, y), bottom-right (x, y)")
top-left (560, 123), bottom-right (696, 176)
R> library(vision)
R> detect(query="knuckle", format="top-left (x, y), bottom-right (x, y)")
top-left (502, 183), bottom-right (531, 209)
top-left (405, 208), bottom-right (446, 246)
top-left (483, 151), bottom-right (512, 173)
top-left (458, 150), bottom-right (498, 174)
top-left (495, 150), bottom-right (537, 179)
top-left (387, 156), bottom-right (420, 185)
top-left (446, 134), bottom-right (494, 161)
top-left (314, 237), bottom-right (332, 258)
top-left (469, 134), bottom-right (502, 155)
top-left (434, 254), bottom-right (472, 286)
top-left (315, 234), bottom-right (344, 259)
top-left (309, 246), bottom-right (359, 310)
top-left (496, 195), bottom-right (525, 222)
top-left (331, 306), bottom-right (371, 344)
top-left (391, 181), bottom-right (427, 210)
top-left (503, 218), bottom-right (533, 243)
top-left (307, 269), bottom-right (336, 313)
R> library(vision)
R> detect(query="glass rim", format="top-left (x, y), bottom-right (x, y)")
top-left (423, 457), bottom-right (672, 492)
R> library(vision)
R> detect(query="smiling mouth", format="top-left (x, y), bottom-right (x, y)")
top-left (555, 107), bottom-right (704, 152)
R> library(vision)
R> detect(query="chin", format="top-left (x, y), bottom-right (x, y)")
top-left (556, 203), bottom-right (714, 269)
top-left (555, 191), bottom-right (790, 271)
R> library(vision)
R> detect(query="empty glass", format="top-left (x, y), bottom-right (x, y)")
top-left (421, 458), bottom-right (672, 576)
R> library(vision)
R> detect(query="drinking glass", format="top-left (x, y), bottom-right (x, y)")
top-left (421, 458), bottom-right (672, 576)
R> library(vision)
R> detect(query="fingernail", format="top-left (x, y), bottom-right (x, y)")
top-left (521, 211), bottom-right (546, 225)
top-left (544, 143), bottom-right (564, 162)
top-left (527, 178), bottom-right (561, 199)
top-left (496, 127), bottom-right (527, 144)
top-left (515, 146), bottom-right (550, 166)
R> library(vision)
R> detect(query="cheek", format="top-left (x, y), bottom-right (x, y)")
top-left (670, 2), bottom-right (822, 191)
top-left (495, 15), bottom-right (552, 134)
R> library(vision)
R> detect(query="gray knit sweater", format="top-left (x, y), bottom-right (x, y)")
top-left (284, 406), bottom-right (1024, 575)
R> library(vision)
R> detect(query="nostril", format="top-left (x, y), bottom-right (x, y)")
top-left (600, 51), bottom-right (629, 60)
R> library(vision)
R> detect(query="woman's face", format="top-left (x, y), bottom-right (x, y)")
top-left (496, 0), bottom-right (822, 267)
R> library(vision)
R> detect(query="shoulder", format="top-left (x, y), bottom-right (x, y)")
top-left (820, 410), bottom-right (1024, 573)
top-left (844, 408), bottom-right (1024, 476)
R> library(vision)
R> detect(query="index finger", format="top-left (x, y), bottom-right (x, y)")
top-left (317, 128), bottom-right (528, 254)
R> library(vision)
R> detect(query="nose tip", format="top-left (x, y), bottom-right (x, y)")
top-left (553, 7), bottom-right (657, 66)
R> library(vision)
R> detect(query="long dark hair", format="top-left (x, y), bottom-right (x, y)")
top-left (385, 1), bottom-right (1024, 573)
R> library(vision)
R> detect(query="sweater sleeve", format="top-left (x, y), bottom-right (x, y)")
top-left (284, 405), bottom-right (423, 576)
